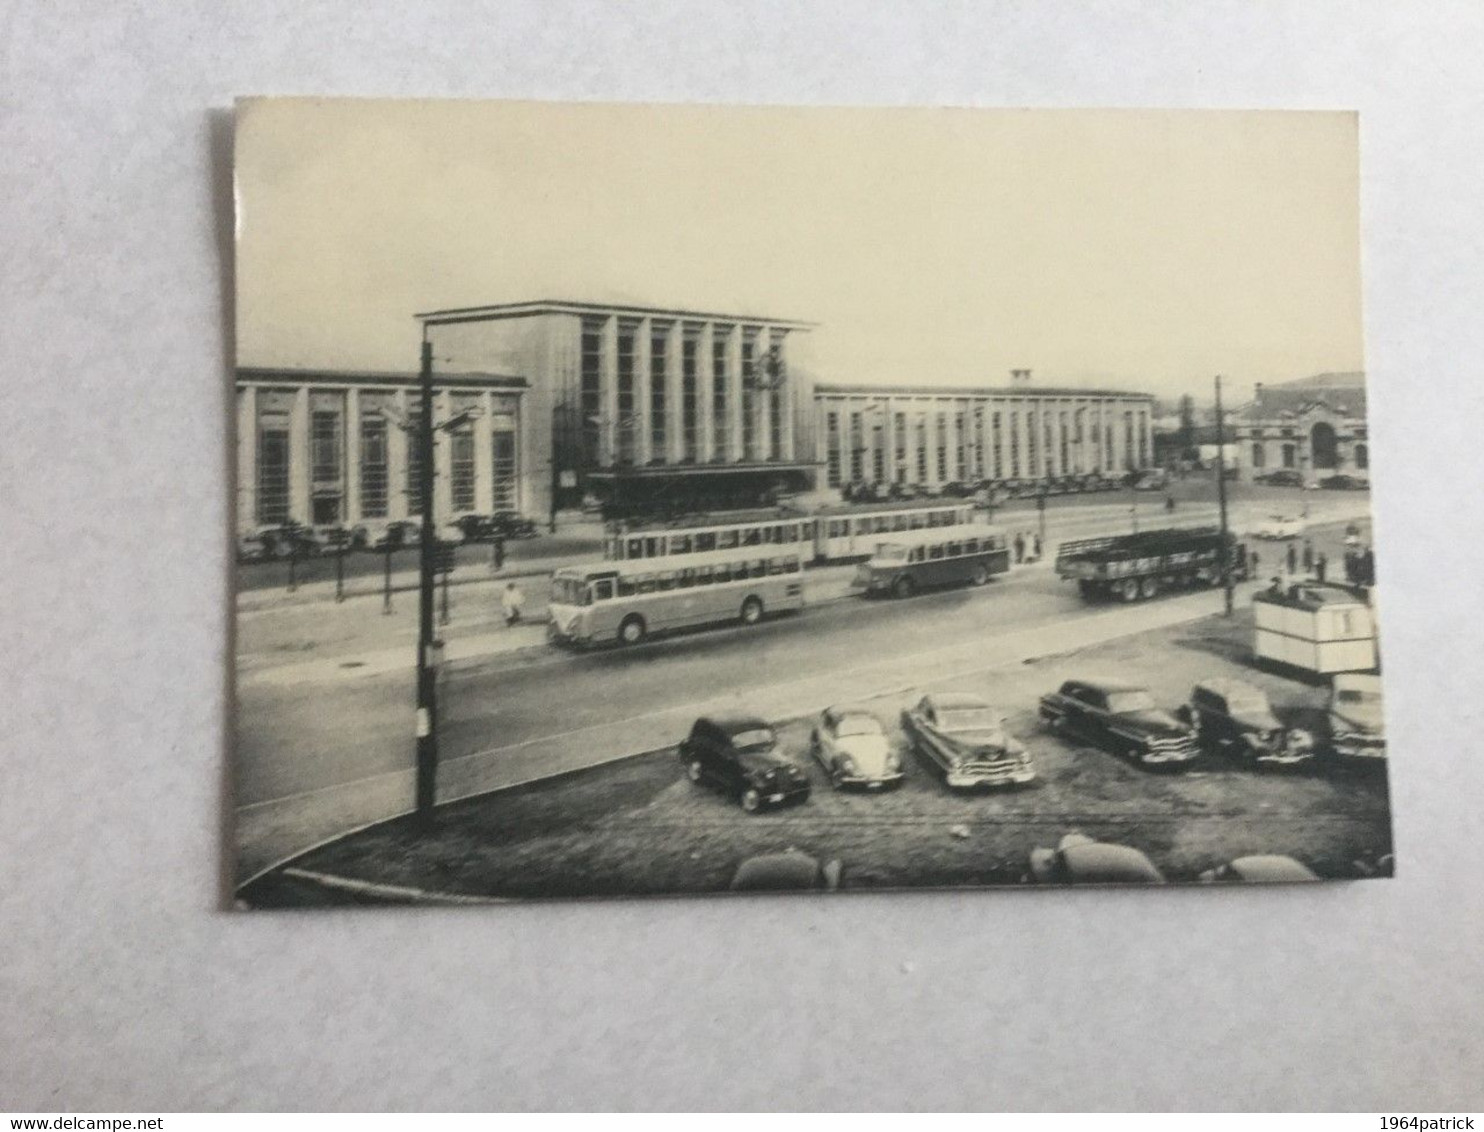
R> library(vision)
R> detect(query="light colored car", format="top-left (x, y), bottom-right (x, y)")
top-left (1328, 673), bottom-right (1385, 762)
top-left (1254, 514), bottom-right (1305, 540)
top-left (1028, 833), bottom-right (1166, 885)
top-left (810, 705), bottom-right (903, 790)
top-left (1199, 855), bottom-right (1319, 883)
top-left (901, 692), bottom-right (1035, 789)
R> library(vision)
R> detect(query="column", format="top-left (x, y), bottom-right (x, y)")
top-left (433, 390), bottom-right (452, 522)
top-left (389, 388), bottom-right (409, 519)
top-left (697, 323), bottom-right (716, 462)
top-left (600, 315), bottom-right (619, 466)
top-left (883, 400), bottom-right (897, 482)
top-left (289, 385), bottom-right (311, 525)
top-left (236, 386), bottom-right (256, 531)
top-left (474, 389), bottom-right (495, 513)
top-left (779, 333), bottom-right (795, 462)
top-left (726, 325), bottom-right (744, 461)
top-left (634, 316), bottom-right (652, 465)
top-left (665, 321), bottom-right (684, 464)
top-left (344, 387), bottom-right (362, 525)
top-left (755, 325), bottom-right (773, 462)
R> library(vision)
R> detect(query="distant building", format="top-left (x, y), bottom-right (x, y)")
top-left (813, 377), bottom-right (1154, 490)
top-left (1233, 371), bottom-right (1368, 482)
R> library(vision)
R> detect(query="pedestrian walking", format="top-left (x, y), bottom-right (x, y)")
top-left (1013, 532), bottom-right (1025, 564)
top-left (1302, 539), bottom-right (1314, 574)
top-left (1164, 494), bottom-right (1176, 513)
top-left (501, 580), bottom-right (525, 626)
top-left (1031, 532), bottom-right (1042, 562)
top-left (1249, 548), bottom-right (1259, 578)
top-left (492, 534), bottom-right (506, 571)
top-left (1286, 542), bottom-right (1298, 575)
top-left (1315, 552), bottom-right (1328, 583)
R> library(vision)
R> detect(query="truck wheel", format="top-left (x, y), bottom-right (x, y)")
top-left (618, 615), bottom-right (647, 645)
top-left (1140, 576), bottom-right (1160, 599)
top-left (892, 576), bottom-right (916, 599)
top-left (1119, 579), bottom-right (1138, 602)
top-left (970, 564), bottom-right (990, 586)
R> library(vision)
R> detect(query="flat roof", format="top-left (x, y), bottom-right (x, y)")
top-left (816, 382), bottom-right (1153, 400)
top-left (237, 366), bottom-right (528, 388)
top-left (869, 523), bottom-right (1004, 549)
top-left (416, 298), bottom-right (816, 330)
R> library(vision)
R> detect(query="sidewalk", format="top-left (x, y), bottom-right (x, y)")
top-left (234, 584), bottom-right (1249, 885)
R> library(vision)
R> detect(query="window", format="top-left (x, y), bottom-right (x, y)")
top-left (491, 418), bottom-right (517, 512)
top-left (871, 420), bottom-right (885, 482)
top-left (894, 412), bottom-right (907, 480)
top-left (1282, 444), bottom-right (1296, 469)
top-left (1026, 409), bottom-right (1038, 477)
top-left (359, 396), bottom-right (390, 519)
top-left (915, 415), bottom-right (928, 481)
top-left (681, 325), bottom-right (700, 460)
top-left (992, 412), bottom-right (1003, 478)
top-left (971, 407), bottom-right (984, 478)
top-left (405, 406), bottom-right (425, 516)
top-left (936, 414), bottom-right (948, 481)
top-left (616, 320), bottom-right (638, 465)
top-left (768, 331), bottom-right (786, 460)
top-left (1009, 411), bottom-right (1021, 476)
top-left (256, 390), bottom-right (293, 525)
top-left (309, 392), bottom-right (345, 525)
top-left (580, 318), bottom-right (603, 466)
top-left (825, 411), bottom-right (841, 487)
top-left (1059, 410), bottom-right (1070, 473)
top-left (449, 393), bottom-right (478, 513)
top-left (656, 571), bottom-right (675, 592)
top-left (1252, 443), bottom-right (1266, 469)
top-left (712, 327), bottom-right (730, 458)
top-left (849, 413), bottom-right (864, 482)
top-left (741, 329), bottom-right (758, 459)
top-left (650, 323), bottom-right (668, 462)
top-left (1355, 443), bottom-right (1368, 470)
top-left (1124, 411), bottom-right (1135, 471)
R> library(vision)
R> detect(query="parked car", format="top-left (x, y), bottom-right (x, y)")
top-left (1132, 468), bottom-right (1169, 492)
top-left (1253, 513), bottom-right (1305, 540)
top-left (900, 692), bottom-right (1035, 789)
top-left (679, 714), bottom-right (811, 813)
top-left (1027, 833), bottom-right (1166, 885)
top-left (1179, 678), bottom-right (1316, 769)
top-left (236, 532), bottom-right (272, 563)
top-left (1039, 678), bottom-right (1200, 769)
top-left (1318, 473), bottom-right (1369, 491)
top-left (937, 480), bottom-right (976, 498)
top-left (1254, 469), bottom-right (1305, 487)
top-left (1327, 673), bottom-right (1386, 764)
top-left (730, 851), bottom-right (842, 892)
top-left (1199, 855), bottom-right (1319, 883)
top-left (810, 705), bottom-right (903, 790)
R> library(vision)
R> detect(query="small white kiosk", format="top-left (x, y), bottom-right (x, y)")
top-left (1252, 582), bottom-right (1377, 676)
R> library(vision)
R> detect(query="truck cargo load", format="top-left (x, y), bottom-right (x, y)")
top-left (1055, 526), bottom-right (1247, 602)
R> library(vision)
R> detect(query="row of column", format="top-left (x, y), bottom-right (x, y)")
top-left (590, 316), bottom-right (795, 467)
top-left (236, 383), bottom-right (521, 530)
top-left (825, 398), bottom-right (1152, 486)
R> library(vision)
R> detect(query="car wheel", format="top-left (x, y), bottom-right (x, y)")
top-left (892, 575), bottom-right (916, 599)
top-left (739, 597), bottom-right (763, 626)
top-left (618, 615), bottom-right (646, 645)
top-left (686, 759), bottom-right (704, 784)
top-left (740, 787), bottom-right (762, 813)
top-left (970, 564), bottom-right (989, 586)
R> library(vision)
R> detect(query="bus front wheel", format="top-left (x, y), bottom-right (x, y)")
top-left (892, 576), bottom-right (916, 599)
top-left (970, 565), bottom-right (990, 586)
top-left (740, 597), bottom-right (764, 626)
top-left (618, 615), bottom-right (647, 645)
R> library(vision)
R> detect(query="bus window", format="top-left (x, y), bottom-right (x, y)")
top-left (696, 565), bottom-right (713, 585)
top-left (829, 519), bottom-right (847, 538)
top-left (657, 571), bottom-right (676, 592)
top-left (964, 538), bottom-right (979, 554)
top-left (911, 548), bottom-right (924, 563)
top-left (717, 530), bottom-right (738, 550)
top-left (626, 538), bottom-right (643, 558)
top-left (928, 543), bottom-right (945, 560)
top-left (750, 559), bottom-right (766, 579)
top-left (788, 524), bottom-right (801, 543)
top-left (870, 516), bottom-right (886, 533)
top-left (617, 576), bottom-right (637, 597)
top-left (645, 537), bottom-right (662, 557)
top-left (892, 515), bottom-right (909, 531)
top-left (742, 528), bottom-right (761, 547)
top-left (715, 562), bottom-right (731, 583)
top-left (676, 569), bottom-right (693, 589)
top-left (637, 574), bottom-right (657, 594)
top-left (591, 578), bottom-right (614, 603)
top-left (767, 558), bottom-right (784, 576)
top-left (672, 535), bottom-right (692, 555)
top-left (909, 514), bottom-right (926, 530)
top-left (947, 541), bottom-right (962, 557)
top-left (696, 532), bottom-right (717, 553)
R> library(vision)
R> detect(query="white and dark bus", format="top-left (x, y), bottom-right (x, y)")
top-left (853, 525), bottom-right (1012, 599)
top-left (548, 547), bottom-right (806, 647)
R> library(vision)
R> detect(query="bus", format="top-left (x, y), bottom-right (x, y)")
top-left (601, 500), bottom-right (978, 565)
top-left (853, 524), bottom-right (1012, 599)
top-left (548, 547), bottom-right (806, 647)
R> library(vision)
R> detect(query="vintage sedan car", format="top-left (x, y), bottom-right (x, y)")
top-left (1328, 673), bottom-right (1386, 763)
top-left (1318, 473), bottom-right (1369, 491)
top-left (1180, 678), bottom-right (1316, 769)
top-left (1028, 833), bottom-right (1166, 885)
top-left (1039, 678), bottom-right (1199, 768)
top-left (900, 692), bottom-right (1035, 789)
top-left (679, 714), bottom-right (810, 813)
top-left (810, 705), bottom-right (903, 790)
top-left (1253, 513), bottom-right (1305, 540)
top-left (1199, 855), bottom-right (1319, 883)
top-left (1254, 469), bottom-right (1306, 488)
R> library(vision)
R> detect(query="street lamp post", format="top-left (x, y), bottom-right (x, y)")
top-left (1215, 374), bottom-right (1234, 617)
top-left (415, 334), bottom-right (439, 823)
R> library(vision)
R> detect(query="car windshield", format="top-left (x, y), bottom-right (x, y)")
top-left (1106, 690), bottom-right (1156, 713)
top-left (835, 715), bottom-right (882, 738)
top-left (939, 708), bottom-right (1000, 732)
top-left (731, 728), bottom-right (775, 750)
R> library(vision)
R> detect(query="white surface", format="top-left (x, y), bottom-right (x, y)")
top-left (2, 0), bottom-right (1482, 1113)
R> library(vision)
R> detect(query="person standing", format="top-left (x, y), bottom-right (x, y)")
top-left (1315, 552), bottom-right (1328, 583)
top-left (492, 533), bottom-right (506, 572)
top-left (1031, 532), bottom-right (1042, 562)
top-left (1249, 547), bottom-right (1260, 579)
top-left (1286, 542), bottom-right (1298, 575)
top-left (1013, 532), bottom-right (1025, 564)
top-left (501, 580), bottom-right (525, 626)
top-left (1302, 539), bottom-right (1314, 575)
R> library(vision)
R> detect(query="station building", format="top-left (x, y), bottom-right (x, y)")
top-left (1233, 371), bottom-right (1369, 482)
top-left (813, 374), bottom-right (1155, 490)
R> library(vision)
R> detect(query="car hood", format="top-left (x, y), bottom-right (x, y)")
top-left (835, 733), bottom-right (893, 772)
top-left (1111, 708), bottom-right (1189, 737)
top-left (941, 727), bottom-right (1019, 757)
top-left (736, 748), bottom-right (799, 776)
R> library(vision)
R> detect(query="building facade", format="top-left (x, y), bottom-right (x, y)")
top-left (813, 381), bottom-right (1155, 490)
top-left (235, 368), bottom-right (528, 536)
top-left (418, 300), bottom-right (820, 518)
top-left (1233, 371), bottom-right (1368, 482)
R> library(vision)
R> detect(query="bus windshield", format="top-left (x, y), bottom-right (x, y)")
top-left (873, 544), bottom-right (910, 562)
top-left (550, 577), bottom-right (589, 606)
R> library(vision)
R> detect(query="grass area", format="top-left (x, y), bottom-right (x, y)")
top-left (243, 606), bottom-right (1392, 906)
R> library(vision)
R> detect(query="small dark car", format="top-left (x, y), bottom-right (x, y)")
top-left (1180, 678), bottom-right (1316, 769)
top-left (1318, 473), bottom-right (1369, 491)
top-left (1027, 833), bottom-right (1166, 885)
top-left (679, 715), bottom-right (810, 813)
top-left (1039, 678), bottom-right (1199, 769)
top-left (1255, 469), bottom-right (1305, 487)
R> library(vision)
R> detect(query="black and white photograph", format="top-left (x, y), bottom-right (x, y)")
top-left (231, 98), bottom-right (1390, 905)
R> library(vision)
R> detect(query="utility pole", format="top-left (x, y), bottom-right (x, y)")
top-left (1215, 374), bottom-right (1233, 616)
top-left (415, 333), bottom-right (439, 822)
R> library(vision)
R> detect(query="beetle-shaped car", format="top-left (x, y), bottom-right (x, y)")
top-left (810, 704), bottom-right (903, 790)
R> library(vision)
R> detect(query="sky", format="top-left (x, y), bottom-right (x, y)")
top-left (235, 99), bottom-right (1364, 404)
